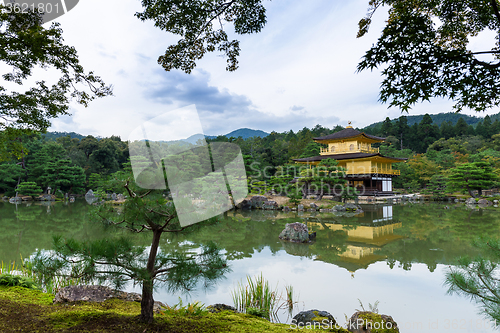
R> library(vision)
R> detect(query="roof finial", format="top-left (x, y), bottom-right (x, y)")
top-left (347, 121), bottom-right (353, 129)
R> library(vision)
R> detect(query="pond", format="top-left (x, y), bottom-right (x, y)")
top-left (0, 200), bottom-right (498, 332)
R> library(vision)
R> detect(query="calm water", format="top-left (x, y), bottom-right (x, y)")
top-left (1, 200), bottom-right (499, 332)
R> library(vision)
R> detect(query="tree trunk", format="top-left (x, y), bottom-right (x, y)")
top-left (466, 185), bottom-right (476, 198)
top-left (139, 229), bottom-right (162, 323)
top-left (301, 183), bottom-right (308, 199)
top-left (140, 279), bottom-right (155, 323)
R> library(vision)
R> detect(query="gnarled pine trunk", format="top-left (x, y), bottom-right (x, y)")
top-left (139, 229), bottom-right (162, 323)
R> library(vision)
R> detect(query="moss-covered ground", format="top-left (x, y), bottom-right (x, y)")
top-left (0, 286), bottom-right (348, 332)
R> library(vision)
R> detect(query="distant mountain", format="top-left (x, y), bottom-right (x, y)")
top-left (42, 131), bottom-right (87, 141)
top-left (221, 128), bottom-right (269, 139)
top-left (42, 128), bottom-right (268, 144)
top-left (182, 133), bottom-right (208, 145)
top-left (183, 128), bottom-right (268, 144)
top-left (362, 112), bottom-right (498, 131)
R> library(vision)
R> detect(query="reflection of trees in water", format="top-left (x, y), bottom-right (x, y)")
top-left (170, 205), bottom-right (485, 273)
top-left (380, 204), bottom-right (500, 272)
top-left (0, 201), bottom-right (107, 262)
top-left (2, 202), bottom-right (498, 274)
top-left (309, 229), bottom-right (348, 264)
top-left (163, 215), bottom-right (293, 261)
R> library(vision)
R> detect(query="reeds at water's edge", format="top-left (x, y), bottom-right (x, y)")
top-left (231, 273), bottom-right (297, 322)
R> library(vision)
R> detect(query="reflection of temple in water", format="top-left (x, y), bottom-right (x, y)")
top-left (307, 205), bottom-right (403, 272)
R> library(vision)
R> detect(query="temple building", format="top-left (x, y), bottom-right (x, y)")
top-left (293, 125), bottom-right (406, 196)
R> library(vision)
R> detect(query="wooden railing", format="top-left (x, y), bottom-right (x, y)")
top-left (342, 168), bottom-right (401, 175)
top-left (320, 146), bottom-right (379, 155)
top-left (370, 167), bottom-right (400, 175)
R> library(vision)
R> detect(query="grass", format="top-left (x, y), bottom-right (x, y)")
top-left (231, 273), bottom-right (298, 322)
top-left (1, 258), bottom-right (84, 295)
top-left (0, 285), bottom-right (336, 332)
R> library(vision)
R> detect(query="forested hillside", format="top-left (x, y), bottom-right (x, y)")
top-left (1, 113), bottom-right (500, 198)
top-left (363, 112), bottom-right (499, 133)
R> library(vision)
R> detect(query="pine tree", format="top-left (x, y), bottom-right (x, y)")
top-left (16, 181), bottom-right (42, 198)
top-left (445, 238), bottom-right (500, 324)
top-left (29, 182), bottom-right (229, 323)
top-left (447, 162), bottom-right (498, 197)
top-left (423, 175), bottom-right (447, 199)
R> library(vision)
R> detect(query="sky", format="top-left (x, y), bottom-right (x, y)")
top-left (12, 0), bottom-right (500, 138)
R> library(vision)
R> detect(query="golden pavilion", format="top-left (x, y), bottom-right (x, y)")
top-left (293, 125), bottom-right (405, 195)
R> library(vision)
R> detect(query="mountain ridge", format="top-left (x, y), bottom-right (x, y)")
top-left (44, 128), bottom-right (270, 143)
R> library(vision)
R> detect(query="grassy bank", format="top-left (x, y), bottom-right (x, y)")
top-left (0, 286), bottom-right (348, 333)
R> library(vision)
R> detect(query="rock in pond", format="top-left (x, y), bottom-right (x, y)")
top-left (85, 190), bottom-right (97, 205)
top-left (292, 309), bottom-right (336, 328)
top-left (279, 222), bottom-right (313, 243)
top-left (465, 197), bottom-right (476, 205)
top-left (334, 205), bottom-right (346, 212)
top-left (347, 311), bottom-right (399, 333)
top-left (345, 203), bottom-right (361, 211)
top-left (478, 198), bottom-right (492, 207)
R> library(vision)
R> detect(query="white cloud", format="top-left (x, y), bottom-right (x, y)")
top-left (42, 0), bottom-right (500, 139)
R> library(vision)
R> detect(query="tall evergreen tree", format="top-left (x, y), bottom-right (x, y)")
top-left (394, 115), bottom-right (410, 150)
top-left (484, 115), bottom-right (493, 138)
top-left (380, 117), bottom-right (394, 137)
top-left (415, 114), bottom-right (439, 152)
top-left (454, 118), bottom-right (469, 137)
top-left (440, 121), bottom-right (455, 139)
top-left (475, 121), bottom-right (486, 138)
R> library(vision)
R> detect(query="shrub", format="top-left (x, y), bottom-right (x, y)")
top-left (0, 274), bottom-right (40, 290)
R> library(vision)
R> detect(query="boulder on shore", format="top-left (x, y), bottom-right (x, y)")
top-left (347, 311), bottom-right (399, 333)
top-left (236, 199), bottom-right (252, 210)
top-left (250, 195), bottom-right (267, 209)
top-left (262, 200), bottom-right (278, 210)
top-left (54, 285), bottom-right (166, 313)
top-left (207, 303), bottom-right (237, 313)
top-left (292, 309), bottom-right (336, 328)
